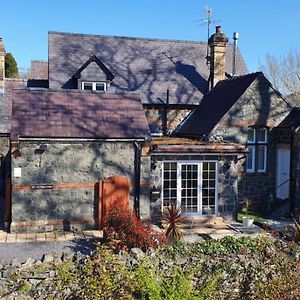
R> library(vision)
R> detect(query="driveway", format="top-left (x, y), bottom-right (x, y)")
top-left (0, 234), bottom-right (102, 263)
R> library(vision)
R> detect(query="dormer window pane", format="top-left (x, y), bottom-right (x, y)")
top-left (82, 82), bottom-right (93, 90)
top-left (96, 82), bottom-right (106, 91)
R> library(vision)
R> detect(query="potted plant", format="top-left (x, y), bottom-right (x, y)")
top-left (242, 197), bottom-right (254, 228)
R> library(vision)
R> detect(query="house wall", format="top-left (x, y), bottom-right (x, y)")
top-left (210, 75), bottom-right (291, 212)
top-left (149, 154), bottom-right (242, 223)
top-left (292, 131), bottom-right (300, 217)
top-left (145, 107), bottom-right (191, 135)
top-left (10, 141), bottom-right (151, 232)
top-left (0, 136), bottom-right (10, 226)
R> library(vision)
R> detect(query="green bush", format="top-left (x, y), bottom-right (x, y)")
top-left (4, 235), bottom-right (300, 299)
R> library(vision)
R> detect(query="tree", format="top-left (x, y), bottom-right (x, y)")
top-left (5, 52), bottom-right (18, 78)
top-left (260, 50), bottom-right (300, 96)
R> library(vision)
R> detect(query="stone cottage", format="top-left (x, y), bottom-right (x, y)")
top-left (9, 89), bottom-right (151, 232)
top-left (0, 25), bottom-right (297, 232)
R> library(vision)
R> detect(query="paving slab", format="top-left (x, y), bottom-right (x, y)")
top-left (55, 232), bottom-right (67, 242)
top-left (36, 233), bottom-right (46, 242)
top-left (26, 233), bottom-right (37, 242)
top-left (16, 233), bottom-right (27, 243)
top-left (45, 232), bottom-right (56, 242)
top-left (91, 230), bottom-right (103, 238)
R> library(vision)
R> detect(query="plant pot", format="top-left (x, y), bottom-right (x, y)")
top-left (242, 217), bottom-right (254, 228)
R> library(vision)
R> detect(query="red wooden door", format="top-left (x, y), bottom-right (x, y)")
top-left (98, 175), bottom-right (130, 229)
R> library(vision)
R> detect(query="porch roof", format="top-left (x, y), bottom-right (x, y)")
top-left (151, 137), bottom-right (247, 154)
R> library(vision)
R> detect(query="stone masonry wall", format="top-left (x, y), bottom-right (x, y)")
top-left (210, 75), bottom-right (291, 212)
top-left (0, 136), bottom-right (10, 226)
top-left (145, 107), bottom-right (191, 135)
top-left (10, 141), bottom-right (148, 232)
top-left (150, 154), bottom-right (241, 223)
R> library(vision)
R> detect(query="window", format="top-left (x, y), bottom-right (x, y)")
top-left (162, 161), bottom-right (217, 215)
top-left (81, 81), bottom-right (107, 91)
top-left (246, 127), bottom-right (268, 173)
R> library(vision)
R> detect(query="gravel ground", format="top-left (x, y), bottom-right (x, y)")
top-left (0, 238), bottom-right (100, 263)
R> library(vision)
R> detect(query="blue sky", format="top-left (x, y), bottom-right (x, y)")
top-left (1, 0), bottom-right (300, 73)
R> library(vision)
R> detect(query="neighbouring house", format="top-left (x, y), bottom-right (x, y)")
top-left (27, 60), bottom-right (49, 88)
top-left (274, 108), bottom-right (300, 217)
top-left (0, 25), bottom-right (298, 232)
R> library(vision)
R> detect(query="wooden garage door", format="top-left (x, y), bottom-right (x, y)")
top-left (98, 175), bottom-right (131, 229)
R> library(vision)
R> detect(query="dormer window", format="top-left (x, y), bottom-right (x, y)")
top-left (81, 81), bottom-right (107, 92)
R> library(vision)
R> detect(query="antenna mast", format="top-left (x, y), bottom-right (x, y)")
top-left (201, 6), bottom-right (214, 65)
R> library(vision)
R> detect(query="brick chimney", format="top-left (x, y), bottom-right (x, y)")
top-left (208, 26), bottom-right (228, 89)
top-left (0, 38), bottom-right (5, 93)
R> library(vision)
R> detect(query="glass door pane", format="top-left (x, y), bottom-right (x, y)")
top-left (162, 162), bottom-right (177, 209)
top-left (180, 163), bottom-right (198, 212)
top-left (201, 162), bottom-right (216, 215)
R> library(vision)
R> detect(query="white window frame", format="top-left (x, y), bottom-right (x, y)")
top-left (81, 81), bottom-right (107, 91)
top-left (246, 127), bottom-right (268, 173)
top-left (161, 160), bottom-right (218, 216)
top-left (246, 145), bottom-right (256, 173)
top-left (257, 145), bottom-right (267, 173)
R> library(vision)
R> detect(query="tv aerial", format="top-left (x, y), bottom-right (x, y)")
top-left (200, 6), bottom-right (221, 65)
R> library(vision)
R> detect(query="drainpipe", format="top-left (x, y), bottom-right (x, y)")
top-left (163, 89), bottom-right (169, 136)
top-left (290, 128), bottom-right (296, 216)
top-left (134, 141), bottom-right (141, 218)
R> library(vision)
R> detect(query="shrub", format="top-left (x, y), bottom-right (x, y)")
top-left (162, 204), bottom-right (185, 242)
top-left (104, 200), bottom-right (167, 251)
top-left (49, 245), bottom-right (136, 299)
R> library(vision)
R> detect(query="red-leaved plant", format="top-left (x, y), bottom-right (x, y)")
top-left (104, 200), bottom-right (167, 252)
top-left (162, 204), bottom-right (185, 242)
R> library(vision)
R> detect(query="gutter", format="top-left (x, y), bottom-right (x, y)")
top-left (151, 152), bottom-right (245, 156)
top-left (17, 137), bottom-right (146, 142)
top-left (134, 141), bottom-right (141, 218)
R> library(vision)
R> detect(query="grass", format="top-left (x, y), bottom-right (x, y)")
top-left (237, 211), bottom-right (266, 223)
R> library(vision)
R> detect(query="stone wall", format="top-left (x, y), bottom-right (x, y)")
top-left (210, 75), bottom-right (292, 213)
top-left (10, 141), bottom-right (151, 232)
top-left (149, 154), bottom-right (241, 223)
top-left (144, 107), bottom-right (191, 135)
top-left (0, 136), bottom-right (10, 226)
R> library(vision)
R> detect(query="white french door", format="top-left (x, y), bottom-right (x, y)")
top-left (162, 161), bottom-right (218, 215)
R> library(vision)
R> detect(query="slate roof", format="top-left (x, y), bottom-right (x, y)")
top-left (174, 72), bottom-right (261, 138)
top-left (48, 31), bottom-right (248, 105)
top-left (277, 108), bottom-right (300, 128)
top-left (11, 89), bottom-right (151, 140)
top-left (28, 60), bottom-right (48, 80)
top-left (0, 79), bottom-right (29, 134)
